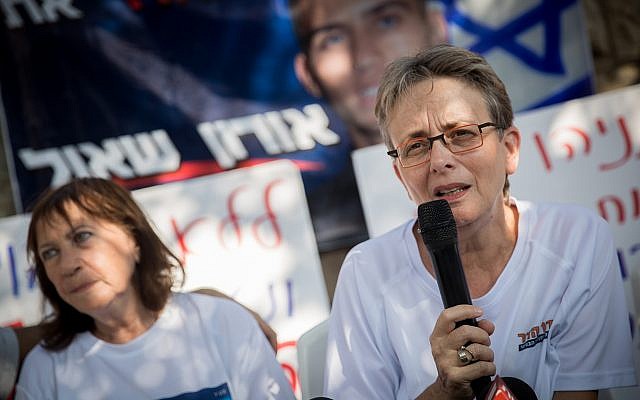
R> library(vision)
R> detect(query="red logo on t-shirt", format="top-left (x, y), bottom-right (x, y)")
top-left (516, 320), bottom-right (553, 351)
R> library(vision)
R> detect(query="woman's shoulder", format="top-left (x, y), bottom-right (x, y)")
top-left (519, 199), bottom-right (609, 238)
top-left (21, 342), bottom-right (51, 365)
top-left (344, 219), bottom-right (414, 271)
top-left (16, 343), bottom-right (56, 397)
top-left (517, 199), bottom-right (614, 270)
top-left (172, 292), bottom-right (254, 326)
top-left (524, 200), bottom-right (601, 219)
top-left (337, 219), bottom-right (418, 299)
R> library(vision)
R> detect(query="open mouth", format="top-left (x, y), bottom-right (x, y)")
top-left (435, 185), bottom-right (470, 197)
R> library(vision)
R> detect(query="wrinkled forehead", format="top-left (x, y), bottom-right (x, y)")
top-left (387, 78), bottom-right (489, 140)
top-left (36, 197), bottom-right (116, 236)
top-left (35, 200), bottom-right (87, 231)
top-left (39, 196), bottom-right (88, 220)
top-left (32, 203), bottom-right (78, 247)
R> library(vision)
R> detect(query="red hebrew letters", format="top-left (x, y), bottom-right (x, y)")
top-left (277, 340), bottom-right (299, 394)
top-left (168, 179), bottom-right (286, 265)
top-left (597, 117), bottom-right (634, 171)
top-left (170, 217), bottom-right (207, 264)
top-left (219, 186), bottom-right (247, 249)
top-left (598, 188), bottom-right (639, 225)
top-left (533, 115), bottom-right (637, 172)
top-left (252, 180), bottom-right (283, 248)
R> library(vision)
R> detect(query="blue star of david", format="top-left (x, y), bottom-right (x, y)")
top-left (444, 0), bottom-right (577, 75)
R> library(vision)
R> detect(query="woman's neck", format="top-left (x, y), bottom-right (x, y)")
top-left (92, 293), bottom-right (160, 344)
top-left (416, 200), bottom-right (519, 298)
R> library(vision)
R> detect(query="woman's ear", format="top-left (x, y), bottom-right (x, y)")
top-left (134, 245), bottom-right (140, 264)
top-left (294, 53), bottom-right (322, 98)
top-left (503, 126), bottom-right (521, 176)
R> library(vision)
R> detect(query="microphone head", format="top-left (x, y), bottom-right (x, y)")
top-left (417, 199), bottom-right (457, 247)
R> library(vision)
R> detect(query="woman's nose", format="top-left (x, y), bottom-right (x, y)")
top-left (61, 265), bottom-right (81, 278)
top-left (429, 139), bottom-right (455, 171)
top-left (58, 250), bottom-right (82, 277)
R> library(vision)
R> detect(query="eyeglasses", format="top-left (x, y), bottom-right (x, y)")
top-left (387, 122), bottom-right (501, 168)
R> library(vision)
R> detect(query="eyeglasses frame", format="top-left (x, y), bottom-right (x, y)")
top-left (387, 122), bottom-right (502, 168)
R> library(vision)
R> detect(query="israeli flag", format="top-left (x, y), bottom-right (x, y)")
top-left (444, 0), bottom-right (594, 112)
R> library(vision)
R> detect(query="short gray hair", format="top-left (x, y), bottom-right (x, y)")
top-left (375, 44), bottom-right (513, 150)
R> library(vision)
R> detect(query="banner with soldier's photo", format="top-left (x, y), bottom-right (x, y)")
top-left (0, 0), bottom-right (364, 252)
top-left (0, 0), bottom-right (594, 252)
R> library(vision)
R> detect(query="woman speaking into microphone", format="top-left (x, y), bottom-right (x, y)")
top-left (323, 44), bottom-right (636, 399)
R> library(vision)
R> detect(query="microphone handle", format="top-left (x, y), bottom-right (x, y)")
top-left (429, 243), bottom-right (475, 326)
top-left (428, 243), bottom-right (492, 397)
top-left (472, 377), bottom-right (491, 399)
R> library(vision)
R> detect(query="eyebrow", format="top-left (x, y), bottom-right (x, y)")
top-left (394, 130), bottom-right (427, 149)
top-left (37, 235), bottom-right (63, 252)
top-left (307, 23), bottom-right (343, 42)
top-left (64, 223), bottom-right (91, 238)
top-left (399, 121), bottom-right (470, 142)
top-left (441, 121), bottom-right (466, 131)
top-left (307, 0), bottom-right (414, 42)
top-left (406, 130), bottom-right (427, 139)
top-left (37, 222), bottom-right (90, 249)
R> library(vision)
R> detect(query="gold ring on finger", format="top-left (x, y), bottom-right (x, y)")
top-left (457, 345), bottom-right (476, 365)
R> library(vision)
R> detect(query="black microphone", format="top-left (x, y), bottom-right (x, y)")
top-left (418, 199), bottom-right (476, 326)
top-left (418, 199), bottom-right (491, 398)
top-left (418, 199), bottom-right (538, 400)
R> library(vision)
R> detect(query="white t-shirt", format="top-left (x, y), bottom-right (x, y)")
top-left (16, 292), bottom-right (295, 400)
top-left (325, 199), bottom-right (636, 399)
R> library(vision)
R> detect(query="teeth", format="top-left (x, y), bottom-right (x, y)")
top-left (438, 187), bottom-right (464, 195)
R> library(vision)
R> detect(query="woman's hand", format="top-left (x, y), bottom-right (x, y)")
top-left (429, 305), bottom-right (496, 399)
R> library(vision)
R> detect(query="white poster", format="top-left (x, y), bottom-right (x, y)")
top-left (0, 213), bottom-right (40, 326)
